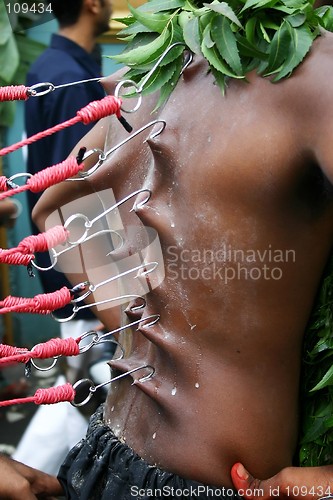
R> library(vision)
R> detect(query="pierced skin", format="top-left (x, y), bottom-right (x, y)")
top-left (34, 32), bottom-right (333, 488)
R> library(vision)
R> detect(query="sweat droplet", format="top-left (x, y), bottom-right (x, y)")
top-left (152, 432), bottom-right (156, 439)
top-left (195, 383), bottom-right (200, 389)
top-left (171, 222), bottom-right (175, 228)
top-left (171, 387), bottom-right (177, 396)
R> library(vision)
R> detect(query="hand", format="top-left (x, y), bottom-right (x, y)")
top-left (231, 462), bottom-right (333, 499)
top-left (0, 454), bottom-right (64, 499)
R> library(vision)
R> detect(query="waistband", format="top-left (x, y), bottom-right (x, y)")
top-left (58, 404), bottom-right (243, 500)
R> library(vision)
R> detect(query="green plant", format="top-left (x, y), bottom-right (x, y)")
top-left (0, 1), bottom-right (45, 127)
top-left (111, 0), bottom-right (333, 108)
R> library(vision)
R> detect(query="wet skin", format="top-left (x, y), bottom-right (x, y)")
top-left (34, 31), bottom-right (333, 488)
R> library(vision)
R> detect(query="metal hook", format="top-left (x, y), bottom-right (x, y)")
top-left (88, 261), bottom-right (158, 293)
top-left (181, 51), bottom-right (194, 74)
top-left (29, 335), bottom-right (125, 372)
top-left (67, 120), bottom-right (166, 181)
top-left (139, 42), bottom-right (189, 91)
top-left (27, 82), bottom-right (54, 97)
top-left (63, 188), bottom-right (151, 245)
top-left (114, 42), bottom-right (189, 113)
top-left (30, 229), bottom-right (124, 272)
top-left (71, 364), bottom-right (155, 407)
top-left (28, 77), bottom-right (102, 97)
top-left (96, 314), bottom-right (160, 345)
top-left (52, 294), bottom-right (146, 323)
top-left (77, 330), bottom-right (126, 360)
top-left (29, 349), bottom-right (58, 372)
top-left (5, 172), bottom-right (33, 190)
top-left (52, 261), bottom-right (157, 323)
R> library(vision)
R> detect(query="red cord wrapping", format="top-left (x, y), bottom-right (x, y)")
top-left (0, 383), bottom-right (75, 407)
top-left (0, 337), bottom-right (80, 366)
top-left (0, 252), bottom-right (33, 266)
top-left (0, 225), bottom-right (69, 266)
top-left (0, 95), bottom-right (122, 156)
top-left (0, 286), bottom-right (72, 314)
top-left (0, 177), bottom-right (8, 191)
top-left (0, 344), bottom-right (29, 358)
top-left (0, 85), bottom-right (29, 102)
top-left (0, 156), bottom-right (84, 200)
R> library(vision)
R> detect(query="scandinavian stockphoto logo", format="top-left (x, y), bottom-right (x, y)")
top-left (4, 1), bottom-right (54, 32)
top-left (43, 188), bottom-right (165, 312)
top-left (166, 244), bottom-right (296, 283)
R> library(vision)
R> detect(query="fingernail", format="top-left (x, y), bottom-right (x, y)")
top-left (236, 463), bottom-right (249, 480)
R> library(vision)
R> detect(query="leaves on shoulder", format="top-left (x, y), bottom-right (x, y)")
top-left (111, 0), bottom-right (326, 104)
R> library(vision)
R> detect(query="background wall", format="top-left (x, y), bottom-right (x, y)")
top-left (4, 19), bottom-right (125, 345)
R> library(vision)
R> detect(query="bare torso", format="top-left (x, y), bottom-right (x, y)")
top-left (35, 30), bottom-right (333, 489)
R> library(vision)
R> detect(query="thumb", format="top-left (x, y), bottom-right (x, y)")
top-left (231, 463), bottom-right (272, 499)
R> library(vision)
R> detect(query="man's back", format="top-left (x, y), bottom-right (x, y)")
top-left (34, 28), bottom-right (333, 498)
top-left (97, 31), bottom-right (333, 487)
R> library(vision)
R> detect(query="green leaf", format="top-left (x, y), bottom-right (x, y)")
top-left (170, 16), bottom-right (185, 43)
top-left (203, 2), bottom-right (243, 28)
top-left (259, 21), bottom-right (271, 42)
top-left (0, 35), bottom-right (19, 83)
top-left (113, 16), bottom-right (136, 27)
top-left (273, 23), bottom-right (313, 80)
top-left (301, 416), bottom-right (328, 443)
top-left (154, 55), bottom-right (183, 109)
top-left (128, 3), bottom-right (171, 34)
top-left (286, 13), bottom-right (306, 27)
top-left (316, 5), bottom-right (333, 31)
top-left (245, 17), bottom-right (257, 44)
top-left (12, 34), bottom-right (45, 84)
top-left (112, 29), bottom-right (171, 65)
top-left (118, 21), bottom-right (154, 37)
top-left (211, 15), bottom-right (243, 75)
top-left (258, 14), bottom-right (280, 30)
top-left (138, 0), bottom-right (185, 13)
top-left (324, 416), bottom-right (333, 429)
top-left (236, 34), bottom-right (268, 60)
top-left (201, 24), bottom-right (243, 78)
top-left (241, 0), bottom-right (279, 12)
top-left (311, 364), bottom-right (333, 392)
top-left (282, 0), bottom-right (308, 8)
top-left (0, 2), bottom-right (12, 45)
top-left (203, 21), bottom-right (215, 48)
top-left (141, 56), bottom-right (182, 96)
top-left (263, 20), bottom-right (290, 74)
top-left (180, 12), bottom-right (202, 54)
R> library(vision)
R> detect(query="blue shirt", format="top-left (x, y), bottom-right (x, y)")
top-left (25, 34), bottom-right (105, 316)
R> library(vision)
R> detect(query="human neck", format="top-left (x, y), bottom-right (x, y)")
top-left (58, 23), bottom-right (95, 53)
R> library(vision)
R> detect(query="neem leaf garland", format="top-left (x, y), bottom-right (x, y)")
top-left (112, 0), bottom-right (333, 103)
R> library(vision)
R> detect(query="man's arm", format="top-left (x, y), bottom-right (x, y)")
top-left (0, 454), bottom-right (63, 499)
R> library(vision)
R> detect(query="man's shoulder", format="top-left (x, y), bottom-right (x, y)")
top-left (287, 29), bottom-right (333, 101)
top-left (303, 30), bottom-right (333, 73)
top-left (311, 29), bottom-right (333, 57)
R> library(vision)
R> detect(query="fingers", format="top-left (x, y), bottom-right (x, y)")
top-left (9, 458), bottom-right (64, 497)
top-left (231, 463), bottom-right (267, 499)
top-left (0, 456), bottom-right (37, 500)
